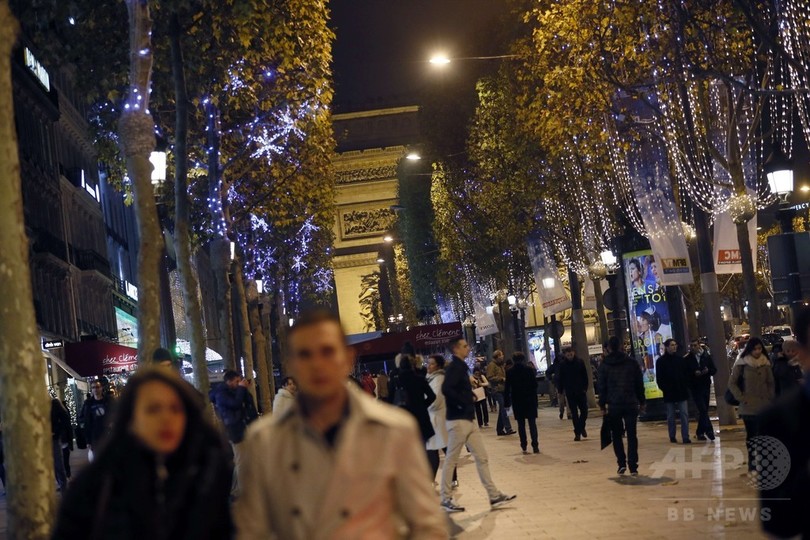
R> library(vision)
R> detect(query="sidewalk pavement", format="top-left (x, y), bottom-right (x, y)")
top-left (446, 405), bottom-right (766, 539)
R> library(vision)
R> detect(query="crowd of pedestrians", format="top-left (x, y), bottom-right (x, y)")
top-left (40, 306), bottom-right (810, 539)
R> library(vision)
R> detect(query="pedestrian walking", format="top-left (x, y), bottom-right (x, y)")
top-left (598, 336), bottom-right (646, 475)
top-left (656, 339), bottom-right (693, 443)
top-left (360, 370), bottom-right (376, 396)
top-left (728, 337), bottom-right (775, 471)
top-left (425, 355), bottom-right (457, 486)
top-left (470, 368), bottom-right (490, 428)
top-left (210, 370), bottom-right (259, 496)
top-left (273, 377), bottom-right (297, 417)
top-left (394, 355), bottom-right (437, 443)
top-left (685, 339), bottom-right (717, 441)
top-left (758, 307), bottom-right (810, 539)
top-left (234, 310), bottom-right (447, 539)
top-left (79, 379), bottom-right (113, 462)
top-left (486, 350), bottom-right (515, 436)
top-left (52, 368), bottom-right (232, 540)
top-left (51, 398), bottom-right (71, 493)
top-left (440, 337), bottom-right (516, 513)
top-left (505, 352), bottom-right (539, 454)
top-left (773, 340), bottom-right (803, 397)
top-left (557, 346), bottom-right (590, 441)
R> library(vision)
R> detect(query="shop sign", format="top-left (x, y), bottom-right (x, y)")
top-left (42, 339), bottom-right (64, 350)
top-left (24, 47), bottom-right (50, 91)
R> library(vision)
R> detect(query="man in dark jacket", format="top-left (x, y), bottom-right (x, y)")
top-left (685, 339), bottom-right (717, 441)
top-left (440, 337), bottom-right (515, 513)
top-left (486, 351), bottom-right (515, 436)
top-left (558, 346), bottom-right (590, 441)
top-left (598, 337), bottom-right (646, 475)
top-left (656, 339), bottom-right (692, 444)
top-left (211, 370), bottom-right (258, 496)
top-left (79, 379), bottom-right (112, 460)
top-left (773, 340), bottom-right (804, 397)
top-left (505, 352), bottom-right (539, 453)
top-left (758, 307), bottom-right (810, 539)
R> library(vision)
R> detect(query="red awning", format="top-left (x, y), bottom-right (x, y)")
top-left (353, 323), bottom-right (463, 359)
top-left (64, 341), bottom-right (138, 377)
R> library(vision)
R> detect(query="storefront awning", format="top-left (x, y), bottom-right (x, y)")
top-left (43, 349), bottom-right (84, 380)
top-left (353, 323), bottom-right (463, 359)
top-left (64, 341), bottom-right (138, 377)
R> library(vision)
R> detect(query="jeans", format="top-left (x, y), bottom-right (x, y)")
top-left (52, 438), bottom-right (67, 492)
top-left (441, 420), bottom-right (500, 502)
top-left (230, 441), bottom-right (244, 496)
top-left (608, 405), bottom-right (639, 470)
top-left (741, 415), bottom-right (760, 471)
top-left (567, 391), bottom-right (588, 436)
top-left (666, 400), bottom-right (690, 441)
top-left (474, 400), bottom-right (489, 427)
top-left (692, 386), bottom-right (714, 438)
top-left (493, 391), bottom-right (513, 434)
top-left (515, 416), bottom-right (538, 450)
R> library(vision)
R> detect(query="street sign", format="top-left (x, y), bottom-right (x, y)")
top-left (42, 339), bottom-right (64, 350)
top-left (547, 320), bottom-right (565, 340)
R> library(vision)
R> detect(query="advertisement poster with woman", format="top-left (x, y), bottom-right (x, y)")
top-left (624, 249), bottom-right (667, 399)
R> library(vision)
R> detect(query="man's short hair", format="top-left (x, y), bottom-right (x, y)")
top-left (562, 345), bottom-right (574, 353)
top-left (223, 370), bottom-right (241, 383)
top-left (513, 352), bottom-right (526, 364)
top-left (152, 347), bottom-right (173, 363)
top-left (492, 350), bottom-right (504, 359)
top-left (664, 338), bottom-right (677, 347)
top-left (607, 336), bottom-right (621, 353)
top-left (281, 376), bottom-right (295, 387)
top-left (448, 336), bottom-right (465, 351)
top-left (794, 307), bottom-right (810, 347)
top-left (288, 309), bottom-right (346, 345)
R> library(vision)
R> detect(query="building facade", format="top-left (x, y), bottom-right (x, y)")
top-left (331, 106), bottom-right (420, 335)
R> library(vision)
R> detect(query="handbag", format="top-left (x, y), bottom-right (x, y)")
top-left (472, 387), bottom-right (487, 402)
top-left (724, 367), bottom-right (745, 406)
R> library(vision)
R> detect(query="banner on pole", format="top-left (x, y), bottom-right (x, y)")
top-left (471, 284), bottom-right (499, 337)
top-left (527, 235), bottom-right (571, 316)
top-left (713, 209), bottom-right (757, 275)
top-left (628, 149), bottom-right (693, 286)
top-left (583, 278), bottom-right (607, 310)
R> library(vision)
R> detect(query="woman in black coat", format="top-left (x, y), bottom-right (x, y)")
top-left (505, 352), bottom-right (539, 454)
top-left (395, 355), bottom-right (437, 442)
top-left (53, 368), bottom-right (232, 540)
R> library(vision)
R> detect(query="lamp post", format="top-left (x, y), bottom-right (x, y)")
top-left (765, 148), bottom-right (803, 325)
top-left (599, 249), bottom-right (625, 341)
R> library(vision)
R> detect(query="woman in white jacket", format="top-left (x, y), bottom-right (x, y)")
top-left (425, 355), bottom-right (456, 485)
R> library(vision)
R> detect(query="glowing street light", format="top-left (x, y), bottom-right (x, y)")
top-left (383, 235), bottom-right (394, 243)
top-left (429, 53), bottom-right (451, 66)
top-left (405, 152), bottom-right (422, 161)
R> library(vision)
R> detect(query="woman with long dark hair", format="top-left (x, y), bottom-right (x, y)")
top-left (728, 337), bottom-right (775, 469)
top-left (53, 368), bottom-right (232, 540)
top-left (394, 355), bottom-right (436, 443)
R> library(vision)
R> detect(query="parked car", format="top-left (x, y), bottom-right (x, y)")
top-left (769, 325), bottom-right (795, 341)
top-left (761, 333), bottom-right (785, 347)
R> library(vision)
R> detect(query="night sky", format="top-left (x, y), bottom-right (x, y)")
top-left (330, 0), bottom-right (511, 112)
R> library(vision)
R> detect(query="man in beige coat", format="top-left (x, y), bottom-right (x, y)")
top-left (235, 310), bottom-right (447, 540)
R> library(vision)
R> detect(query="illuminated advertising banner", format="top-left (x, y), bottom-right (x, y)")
top-left (623, 249), bottom-right (666, 400)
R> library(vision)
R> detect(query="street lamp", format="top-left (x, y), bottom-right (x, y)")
top-left (765, 148), bottom-right (793, 199)
top-left (405, 152), bottom-right (422, 161)
top-left (600, 250), bottom-right (618, 268)
top-left (149, 150), bottom-right (167, 184)
top-left (429, 53), bottom-right (451, 66)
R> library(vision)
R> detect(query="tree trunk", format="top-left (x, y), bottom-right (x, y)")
top-left (169, 13), bottom-right (209, 399)
top-left (681, 286), bottom-right (700, 339)
top-left (211, 239), bottom-right (236, 370)
top-left (695, 209), bottom-right (737, 425)
top-left (592, 277), bottom-right (609, 344)
top-left (568, 269), bottom-right (596, 408)
top-left (120, 0), bottom-right (161, 362)
top-left (274, 289), bottom-right (289, 372)
top-left (0, 6), bottom-right (56, 536)
top-left (261, 301), bottom-right (277, 408)
top-left (232, 260), bottom-right (257, 403)
top-left (736, 220), bottom-right (762, 336)
top-left (248, 284), bottom-right (272, 413)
